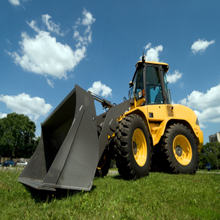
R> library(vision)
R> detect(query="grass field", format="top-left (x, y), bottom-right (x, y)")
top-left (197, 169), bottom-right (219, 173)
top-left (0, 167), bottom-right (219, 220)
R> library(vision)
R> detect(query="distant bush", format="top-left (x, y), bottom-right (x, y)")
top-left (199, 142), bottom-right (220, 169)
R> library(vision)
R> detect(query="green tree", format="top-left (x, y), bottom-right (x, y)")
top-left (199, 142), bottom-right (220, 169)
top-left (0, 113), bottom-right (37, 158)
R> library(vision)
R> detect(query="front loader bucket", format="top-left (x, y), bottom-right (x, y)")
top-left (18, 85), bottom-right (99, 191)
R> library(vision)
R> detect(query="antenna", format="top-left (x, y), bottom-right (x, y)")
top-left (142, 51), bottom-right (145, 63)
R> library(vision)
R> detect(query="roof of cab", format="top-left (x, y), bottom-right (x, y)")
top-left (136, 60), bottom-right (169, 66)
top-left (136, 61), bottom-right (169, 72)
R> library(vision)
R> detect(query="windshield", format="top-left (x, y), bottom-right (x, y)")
top-left (145, 66), bottom-right (163, 104)
top-left (129, 65), bottom-right (171, 104)
top-left (145, 66), bottom-right (171, 104)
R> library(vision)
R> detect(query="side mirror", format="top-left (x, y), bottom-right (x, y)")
top-left (129, 81), bottom-right (133, 88)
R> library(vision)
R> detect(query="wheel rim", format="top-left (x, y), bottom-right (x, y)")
top-left (132, 128), bottom-right (147, 167)
top-left (173, 135), bottom-right (192, 166)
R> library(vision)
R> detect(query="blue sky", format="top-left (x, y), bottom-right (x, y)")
top-left (1, 0), bottom-right (220, 144)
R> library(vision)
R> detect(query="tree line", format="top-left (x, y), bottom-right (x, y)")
top-left (199, 141), bottom-right (220, 170)
top-left (0, 113), bottom-right (39, 158)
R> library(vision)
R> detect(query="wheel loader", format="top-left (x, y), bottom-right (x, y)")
top-left (18, 55), bottom-right (203, 191)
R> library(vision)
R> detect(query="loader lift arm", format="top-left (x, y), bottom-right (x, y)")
top-left (89, 92), bottom-right (115, 109)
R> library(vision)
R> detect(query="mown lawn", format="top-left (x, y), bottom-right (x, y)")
top-left (0, 167), bottom-right (219, 220)
top-left (197, 169), bottom-right (219, 173)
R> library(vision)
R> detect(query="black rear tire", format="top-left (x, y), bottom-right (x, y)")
top-left (95, 124), bottom-right (111, 177)
top-left (162, 123), bottom-right (198, 174)
top-left (115, 114), bottom-right (152, 180)
top-left (95, 149), bottom-right (111, 177)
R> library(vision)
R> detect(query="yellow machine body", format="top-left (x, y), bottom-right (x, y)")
top-left (122, 98), bottom-right (203, 152)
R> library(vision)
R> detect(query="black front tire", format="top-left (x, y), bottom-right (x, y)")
top-left (115, 114), bottom-right (152, 180)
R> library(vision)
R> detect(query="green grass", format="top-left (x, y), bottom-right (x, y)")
top-left (109, 167), bottom-right (118, 171)
top-left (197, 169), bottom-right (220, 173)
top-left (0, 167), bottom-right (220, 220)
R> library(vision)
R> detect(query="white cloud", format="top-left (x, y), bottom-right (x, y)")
top-left (167, 70), bottom-right (182, 84)
top-left (9, 0), bottom-right (20, 5)
top-left (8, 9), bottom-right (95, 86)
top-left (42, 14), bottom-right (64, 36)
top-left (87, 32), bottom-right (92, 43)
top-left (144, 43), bottom-right (151, 50)
top-left (0, 93), bottom-right (53, 121)
top-left (8, 31), bottom-right (86, 80)
top-left (84, 26), bottom-right (91, 34)
top-left (6, 39), bottom-right (12, 45)
top-left (47, 79), bottom-right (54, 88)
top-left (88, 81), bottom-right (112, 98)
top-left (0, 113), bottom-right (7, 119)
top-left (82, 9), bottom-right (96, 26)
top-left (178, 82), bottom-right (184, 89)
top-left (180, 84), bottom-right (220, 111)
top-left (27, 20), bottom-right (40, 32)
top-left (73, 9), bottom-right (95, 48)
top-left (143, 43), bottom-right (163, 62)
top-left (179, 84), bottom-right (220, 126)
top-left (191, 39), bottom-right (215, 54)
top-left (73, 30), bottom-right (80, 38)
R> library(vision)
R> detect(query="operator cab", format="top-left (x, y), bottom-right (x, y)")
top-left (129, 59), bottom-right (171, 105)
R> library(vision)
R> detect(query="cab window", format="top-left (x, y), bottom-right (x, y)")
top-left (129, 67), bottom-right (143, 99)
top-left (145, 66), bottom-right (163, 104)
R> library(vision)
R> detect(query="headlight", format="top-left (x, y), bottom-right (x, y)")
top-left (196, 117), bottom-right (199, 125)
